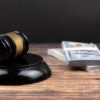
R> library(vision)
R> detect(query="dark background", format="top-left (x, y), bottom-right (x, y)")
top-left (0, 0), bottom-right (99, 42)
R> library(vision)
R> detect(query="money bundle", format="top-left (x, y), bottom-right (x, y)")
top-left (48, 41), bottom-right (100, 72)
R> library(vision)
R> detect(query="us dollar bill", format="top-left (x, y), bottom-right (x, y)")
top-left (47, 48), bottom-right (100, 72)
top-left (61, 41), bottom-right (100, 66)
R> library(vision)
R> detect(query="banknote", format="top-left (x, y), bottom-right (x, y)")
top-left (61, 41), bottom-right (100, 66)
top-left (47, 48), bottom-right (100, 72)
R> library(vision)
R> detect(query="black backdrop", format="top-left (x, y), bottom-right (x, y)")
top-left (0, 0), bottom-right (99, 42)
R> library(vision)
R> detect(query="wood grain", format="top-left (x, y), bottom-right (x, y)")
top-left (0, 43), bottom-right (100, 100)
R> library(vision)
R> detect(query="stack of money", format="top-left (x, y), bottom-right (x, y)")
top-left (47, 41), bottom-right (100, 72)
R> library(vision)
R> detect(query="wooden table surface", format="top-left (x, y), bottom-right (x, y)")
top-left (0, 43), bottom-right (100, 100)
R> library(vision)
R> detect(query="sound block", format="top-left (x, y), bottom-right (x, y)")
top-left (0, 53), bottom-right (51, 85)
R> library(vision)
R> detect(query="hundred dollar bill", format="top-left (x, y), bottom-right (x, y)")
top-left (47, 48), bottom-right (100, 72)
top-left (61, 41), bottom-right (100, 66)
